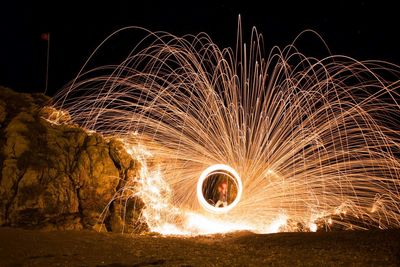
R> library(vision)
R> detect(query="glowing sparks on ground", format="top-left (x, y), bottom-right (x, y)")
top-left (266, 213), bottom-right (288, 233)
top-left (116, 144), bottom-right (292, 235)
top-left (128, 146), bottom-right (252, 235)
top-left (53, 23), bottom-right (400, 235)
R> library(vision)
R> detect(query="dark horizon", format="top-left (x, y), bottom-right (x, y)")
top-left (1, 1), bottom-right (399, 96)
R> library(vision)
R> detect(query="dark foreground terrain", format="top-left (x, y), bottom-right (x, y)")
top-left (1, 228), bottom-right (400, 266)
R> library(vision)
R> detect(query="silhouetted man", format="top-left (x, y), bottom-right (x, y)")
top-left (215, 181), bottom-right (228, 207)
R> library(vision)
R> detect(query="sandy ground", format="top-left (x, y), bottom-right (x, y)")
top-left (0, 228), bottom-right (399, 266)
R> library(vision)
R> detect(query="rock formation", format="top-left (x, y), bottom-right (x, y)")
top-left (0, 87), bottom-right (146, 232)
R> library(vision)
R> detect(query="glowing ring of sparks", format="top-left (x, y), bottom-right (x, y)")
top-left (197, 164), bottom-right (243, 214)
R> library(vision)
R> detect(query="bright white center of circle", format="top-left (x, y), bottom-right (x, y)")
top-left (197, 164), bottom-right (243, 213)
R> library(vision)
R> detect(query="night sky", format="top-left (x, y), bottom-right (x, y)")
top-left (1, 1), bottom-right (399, 96)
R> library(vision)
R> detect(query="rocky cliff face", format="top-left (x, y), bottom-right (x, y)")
top-left (0, 87), bottom-right (146, 232)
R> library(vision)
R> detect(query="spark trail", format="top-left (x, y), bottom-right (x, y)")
top-left (52, 24), bottom-right (400, 235)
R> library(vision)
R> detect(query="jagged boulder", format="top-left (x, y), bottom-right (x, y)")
top-left (0, 87), bottom-right (146, 232)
